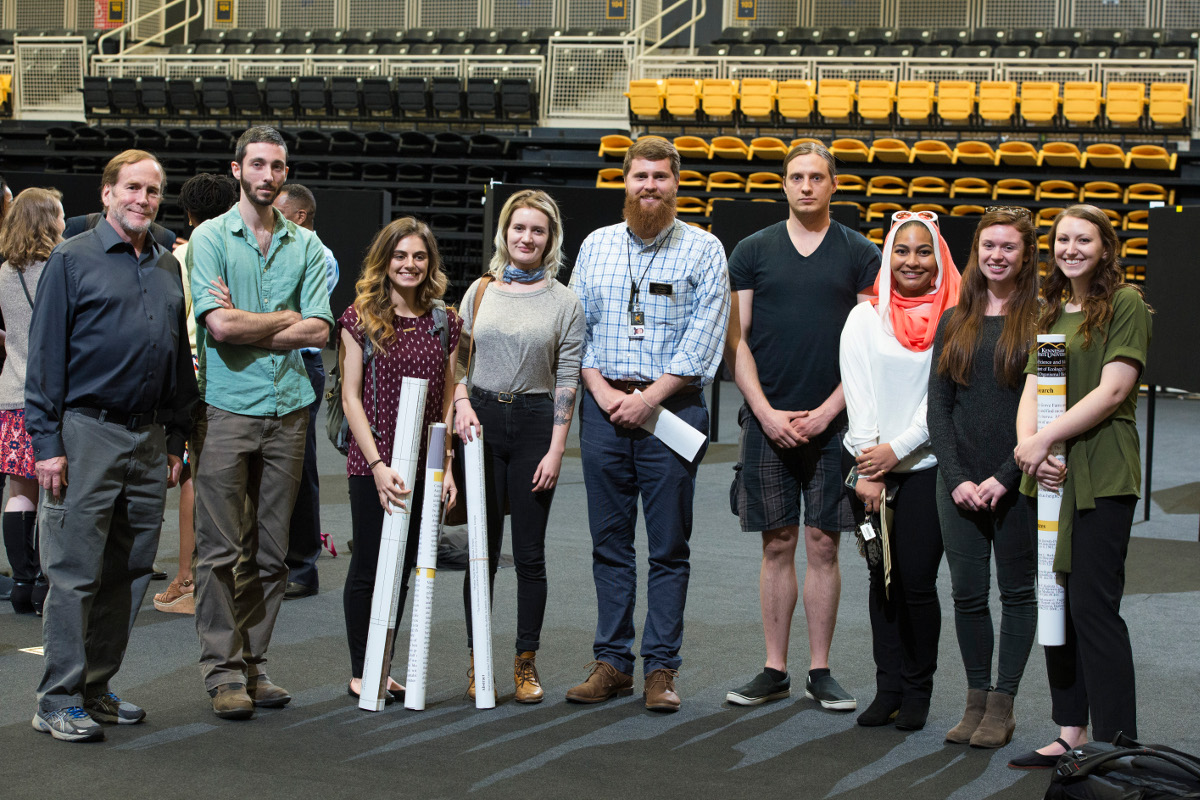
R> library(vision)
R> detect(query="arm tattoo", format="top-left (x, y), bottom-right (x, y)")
top-left (553, 387), bottom-right (577, 426)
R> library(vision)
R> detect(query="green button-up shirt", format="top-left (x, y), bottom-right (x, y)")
top-left (188, 205), bottom-right (334, 417)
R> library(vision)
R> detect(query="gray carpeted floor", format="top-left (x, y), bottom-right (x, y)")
top-left (2, 382), bottom-right (1197, 800)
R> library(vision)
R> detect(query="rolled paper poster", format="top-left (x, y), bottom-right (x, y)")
top-left (1035, 334), bottom-right (1067, 647)
top-left (360, 377), bottom-right (428, 711)
top-left (463, 434), bottom-right (495, 709)
top-left (404, 423), bottom-right (447, 710)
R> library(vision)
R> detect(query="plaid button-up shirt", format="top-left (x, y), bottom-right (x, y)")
top-left (570, 219), bottom-right (730, 386)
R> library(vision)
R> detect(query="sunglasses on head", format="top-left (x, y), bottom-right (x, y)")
top-left (892, 209), bottom-right (939, 223)
top-left (985, 205), bottom-right (1032, 219)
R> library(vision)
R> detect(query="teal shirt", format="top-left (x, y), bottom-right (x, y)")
top-left (188, 205), bottom-right (334, 416)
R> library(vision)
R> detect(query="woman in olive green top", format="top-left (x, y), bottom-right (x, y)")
top-left (1009, 205), bottom-right (1152, 769)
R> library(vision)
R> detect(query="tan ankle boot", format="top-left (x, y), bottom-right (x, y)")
top-left (946, 687), bottom-right (988, 744)
top-left (514, 651), bottom-right (544, 704)
top-left (970, 690), bottom-right (1016, 748)
top-left (467, 649), bottom-right (475, 701)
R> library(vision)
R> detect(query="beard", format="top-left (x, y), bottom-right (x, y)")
top-left (623, 188), bottom-right (677, 240)
top-left (109, 204), bottom-right (155, 235)
top-left (240, 174), bottom-right (282, 207)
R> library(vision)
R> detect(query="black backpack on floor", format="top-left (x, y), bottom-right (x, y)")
top-left (1046, 734), bottom-right (1200, 799)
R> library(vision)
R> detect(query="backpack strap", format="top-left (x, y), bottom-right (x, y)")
top-left (463, 276), bottom-right (493, 385)
top-left (85, 212), bottom-right (102, 231)
top-left (430, 298), bottom-right (450, 364)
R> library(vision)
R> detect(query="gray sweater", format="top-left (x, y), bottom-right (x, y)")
top-left (455, 278), bottom-right (585, 395)
top-left (927, 312), bottom-right (1025, 492)
top-left (0, 260), bottom-right (46, 410)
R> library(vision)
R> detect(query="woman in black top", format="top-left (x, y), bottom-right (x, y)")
top-left (928, 208), bottom-right (1039, 747)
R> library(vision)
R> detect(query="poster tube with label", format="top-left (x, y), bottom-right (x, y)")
top-left (1035, 334), bottom-right (1067, 647)
top-left (404, 423), bottom-right (447, 710)
top-left (463, 434), bottom-right (495, 709)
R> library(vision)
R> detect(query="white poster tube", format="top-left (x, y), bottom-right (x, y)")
top-left (1035, 334), bottom-right (1067, 647)
top-left (360, 377), bottom-right (428, 712)
top-left (463, 434), bottom-right (495, 709)
top-left (404, 423), bottom-right (447, 711)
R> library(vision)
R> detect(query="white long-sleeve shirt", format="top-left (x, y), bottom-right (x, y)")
top-left (839, 301), bottom-right (937, 473)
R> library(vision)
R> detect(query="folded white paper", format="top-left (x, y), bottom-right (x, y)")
top-left (635, 390), bottom-right (708, 461)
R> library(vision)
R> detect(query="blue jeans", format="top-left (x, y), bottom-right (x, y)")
top-left (579, 390), bottom-right (709, 676)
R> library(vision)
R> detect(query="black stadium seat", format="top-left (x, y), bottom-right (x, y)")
top-left (468, 27), bottom-right (501, 44)
top-left (992, 44), bottom-right (1030, 58)
top-left (361, 78), bottom-right (395, 114)
top-left (231, 79), bottom-right (263, 115)
top-left (840, 45), bottom-right (877, 58)
top-left (955, 44), bottom-right (992, 58)
top-left (329, 76), bottom-right (361, 114)
top-left (138, 76), bottom-right (168, 113)
top-left (1112, 45), bottom-right (1151, 58)
top-left (970, 27), bottom-right (1007, 45)
top-left (430, 77), bottom-right (463, 117)
top-left (396, 77), bottom-right (429, 116)
top-left (751, 27), bottom-right (787, 45)
top-left (729, 43), bottom-right (765, 57)
top-left (1154, 45), bottom-right (1193, 59)
top-left (1008, 27), bottom-right (1046, 46)
top-left (766, 44), bottom-right (801, 57)
top-left (296, 76), bottom-right (328, 114)
top-left (803, 43), bottom-right (839, 57)
top-left (82, 76), bottom-right (110, 113)
top-left (931, 27), bottom-right (969, 45)
top-left (821, 27), bottom-right (858, 45)
top-left (716, 26), bottom-right (753, 45)
top-left (878, 44), bottom-right (913, 57)
top-left (225, 43), bottom-right (255, 55)
top-left (263, 76), bottom-right (295, 114)
top-left (347, 43), bottom-right (379, 55)
top-left (914, 44), bottom-right (953, 58)
top-left (857, 27), bottom-right (895, 45)
top-left (1047, 27), bottom-right (1088, 46)
top-left (1033, 45), bottom-right (1073, 58)
top-left (698, 44), bottom-right (728, 56)
top-left (1072, 45), bottom-right (1111, 59)
top-left (466, 77), bottom-right (497, 117)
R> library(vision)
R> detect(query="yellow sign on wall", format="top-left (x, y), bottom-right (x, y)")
top-left (215, 0), bottom-right (233, 22)
top-left (607, 0), bottom-right (627, 21)
top-left (108, 0), bottom-right (126, 23)
top-left (736, 0), bottom-right (756, 20)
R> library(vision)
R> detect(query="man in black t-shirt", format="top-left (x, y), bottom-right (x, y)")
top-left (724, 142), bottom-right (880, 711)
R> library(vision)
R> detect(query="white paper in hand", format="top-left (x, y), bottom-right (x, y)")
top-left (634, 390), bottom-right (707, 461)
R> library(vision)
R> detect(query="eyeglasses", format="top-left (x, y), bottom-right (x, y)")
top-left (985, 206), bottom-right (1032, 219)
top-left (892, 209), bottom-right (939, 223)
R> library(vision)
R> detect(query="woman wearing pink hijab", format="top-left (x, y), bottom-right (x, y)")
top-left (840, 210), bottom-right (961, 731)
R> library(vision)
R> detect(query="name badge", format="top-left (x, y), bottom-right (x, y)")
top-left (649, 282), bottom-right (673, 296)
top-left (629, 309), bottom-right (645, 340)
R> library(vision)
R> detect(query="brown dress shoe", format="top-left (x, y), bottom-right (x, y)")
top-left (565, 660), bottom-right (633, 704)
top-left (514, 651), bottom-right (544, 704)
top-left (210, 683), bottom-right (255, 720)
top-left (644, 668), bottom-right (681, 712)
top-left (467, 649), bottom-right (476, 701)
top-left (246, 676), bottom-right (292, 708)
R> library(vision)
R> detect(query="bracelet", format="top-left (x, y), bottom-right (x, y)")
top-left (366, 458), bottom-right (383, 470)
top-left (454, 397), bottom-right (470, 405)
top-left (637, 392), bottom-right (655, 409)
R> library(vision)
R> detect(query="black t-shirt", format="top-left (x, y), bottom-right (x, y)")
top-left (728, 219), bottom-right (880, 412)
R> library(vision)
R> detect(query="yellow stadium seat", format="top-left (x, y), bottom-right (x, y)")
top-left (1122, 237), bottom-right (1148, 257)
top-left (1127, 145), bottom-right (1175, 170)
top-left (748, 136), bottom-right (788, 160)
top-left (857, 80), bottom-right (895, 123)
top-left (977, 81), bottom-right (1017, 122)
top-left (678, 169), bottom-right (705, 188)
top-left (750, 197), bottom-right (777, 203)
top-left (706, 171), bottom-right (746, 191)
top-left (1062, 81), bottom-right (1102, 125)
top-left (710, 135), bottom-right (750, 160)
top-left (830, 138), bottom-right (870, 163)
top-left (1083, 143), bottom-right (1126, 169)
top-left (1036, 179), bottom-right (1079, 201)
top-left (993, 178), bottom-right (1035, 198)
top-left (910, 203), bottom-right (949, 214)
top-left (1040, 141), bottom-right (1082, 168)
top-left (868, 228), bottom-right (884, 245)
top-left (837, 174), bottom-right (868, 194)
top-left (701, 79), bottom-right (739, 119)
top-left (664, 78), bottom-right (701, 119)
top-left (675, 196), bottom-right (707, 214)
top-left (1148, 82), bottom-right (1190, 127)
top-left (951, 177), bottom-right (991, 198)
top-left (869, 138), bottom-right (910, 164)
top-left (911, 139), bottom-right (954, 164)
top-left (673, 135), bottom-right (711, 159)
top-left (867, 175), bottom-right (908, 196)
top-left (1036, 207), bottom-right (1063, 229)
top-left (789, 137), bottom-right (823, 149)
top-left (746, 171), bottom-right (783, 192)
top-left (598, 134), bottom-right (633, 158)
top-left (896, 80), bottom-right (935, 123)
top-left (1125, 182), bottom-right (1171, 203)
top-left (1123, 209), bottom-right (1149, 230)
top-left (908, 176), bottom-right (950, 197)
top-left (866, 202), bottom-right (904, 221)
top-left (997, 141), bottom-right (1041, 167)
top-left (777, 80), bottom-right (815, 120)
top-left (1080, 181), bottom-right (1122, 201)
top-left (953, 141), bottom-right (998, 166)
top-left (817, 79), bottom-right (856, 120)
top-left (1020, 81), bottom-right (1060, 125)
top-left (1038, 233), bottom-right (1050, 251)
top-left (951, 205), bottom-right (986, 216)
top-left (1100, 208), bottom-right (1122, 225)
top-left (1105, 82), bottom-right (1145, 126)
top-left (740, 78), bottom-right (777, 120)
top-left (625, 79), bottom-right (664, 118)
top-left (596, 168), bottom-right (624, 188)
top-left (937, 80), bottom-right (976, 122)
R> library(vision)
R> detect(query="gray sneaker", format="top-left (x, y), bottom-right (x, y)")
top-left (805, 673), bottom-right (857, 711)
top-left (32, 707), bottom-right (105, 742)
top-left (726, 671), bottom-right (791, 706)
top-left (84, 692), bottom-right (146, 724)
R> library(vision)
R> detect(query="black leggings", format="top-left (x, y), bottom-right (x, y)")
top-left (343, 474), bottom-right (425, 678)
top-left (462, 391), bottom-right (556, 653)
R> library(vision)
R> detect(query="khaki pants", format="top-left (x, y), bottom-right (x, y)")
top-left (193, 405), bottom-right (307, 692)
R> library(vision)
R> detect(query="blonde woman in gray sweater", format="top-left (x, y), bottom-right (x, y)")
top-left (454, 189), bottom-right (585, 703)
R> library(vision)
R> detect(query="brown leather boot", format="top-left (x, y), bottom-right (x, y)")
top-left (514, 651), bottom-right (544, 704)
top-left (946, 687), bottom-right (988, 744)
top-left (565, 660), bottom-right (633, 704)
top-left (467, 650), bottom-right (475, 701)
top-left (644, 668), bottom-right (681, 712)
top-left (970, 690), bottom-right (1016, 748)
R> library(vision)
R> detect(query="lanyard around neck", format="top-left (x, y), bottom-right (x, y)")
top-left (625, 227), bottom-right (669, 311)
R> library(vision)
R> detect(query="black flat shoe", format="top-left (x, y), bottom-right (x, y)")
top-left (1008, 737), bottom-right (1073, 769)
top-left (857, 693), bottom-right (902, 727)
top-left (348, 684), bottom-right (403, 705)
top-left (895, 698), bottom-right (930, 731)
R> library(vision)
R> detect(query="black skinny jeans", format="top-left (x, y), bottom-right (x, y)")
top-left (1045, 495), bottom-right (1138, 741)
top-left (937, 480), bottom-right (1036, 695)
top-left (462, 390), bottom-right (556, 653)
top-left (343, 475), bottom-right (425, 678)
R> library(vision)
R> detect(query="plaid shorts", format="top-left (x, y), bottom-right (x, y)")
top-left (732, 403), bottom-right (856, 533)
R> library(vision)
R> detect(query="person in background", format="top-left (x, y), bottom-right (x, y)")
top-left (454, 189), bottom-right (584, 704)
top-left (928, 208), bottom-right (1039, 748)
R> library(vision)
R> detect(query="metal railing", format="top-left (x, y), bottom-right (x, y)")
top-left (95, 0), bottom-right (204, 57)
